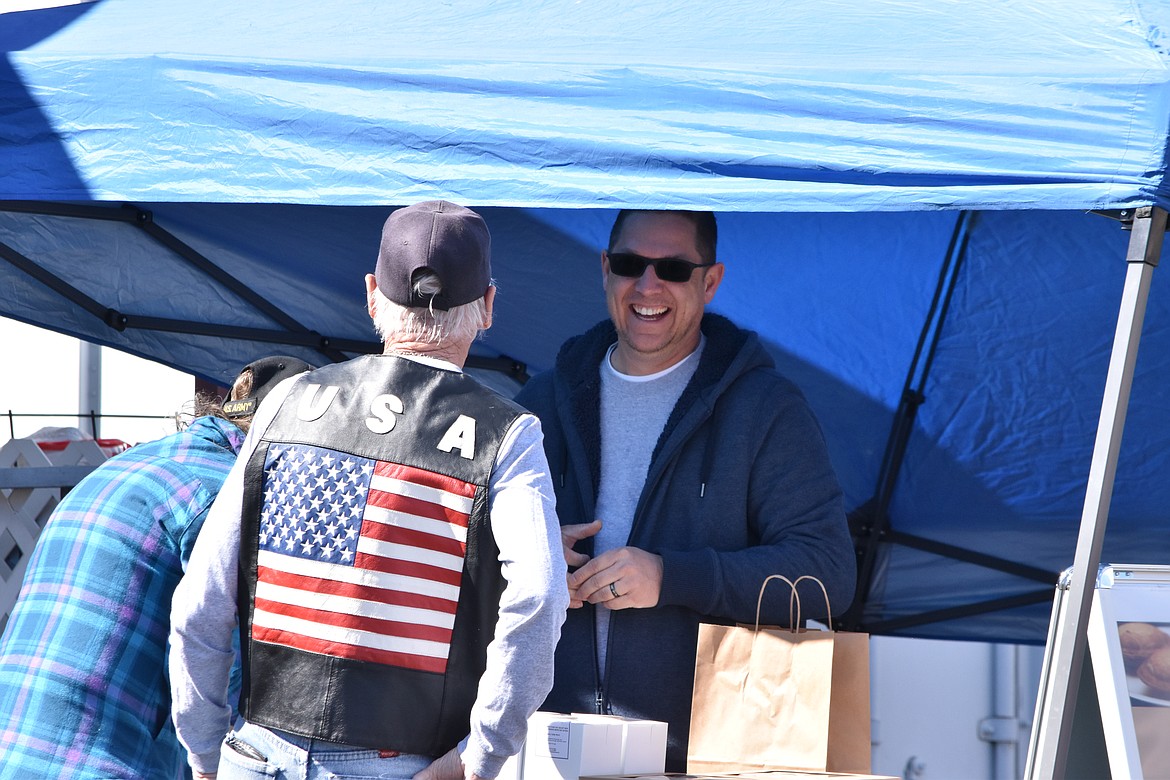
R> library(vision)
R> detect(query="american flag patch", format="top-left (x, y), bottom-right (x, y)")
top-left (252, 442), bottom-right (476, 674)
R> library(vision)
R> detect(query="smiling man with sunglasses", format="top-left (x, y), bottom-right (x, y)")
top-left (601, 211), bottom-right (722, 377)
top-left (516, 209), bottom-right (856, 771)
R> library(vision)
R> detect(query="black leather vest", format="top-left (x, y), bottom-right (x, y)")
top-left (237, 354), bottom-right (523, 755)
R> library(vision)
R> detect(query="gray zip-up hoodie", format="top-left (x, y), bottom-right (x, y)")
top-left (516, 313), bottom-right (856, 771)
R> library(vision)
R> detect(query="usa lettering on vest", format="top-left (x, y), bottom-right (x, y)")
top-left (296, 383), bottom-right (477, 459)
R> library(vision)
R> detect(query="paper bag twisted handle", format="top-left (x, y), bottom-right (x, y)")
top-left (754, 574), bottom-right (833, 633)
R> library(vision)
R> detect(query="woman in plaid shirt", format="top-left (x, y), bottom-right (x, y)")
top-left (0, 355), bottom-right (311, 780)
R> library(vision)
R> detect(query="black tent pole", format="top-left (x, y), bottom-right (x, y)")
top-left (843, 210), bottom-right (974, 631)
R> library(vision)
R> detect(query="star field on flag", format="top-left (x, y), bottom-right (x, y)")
top-left (251, 442), bottom-right (477, 674)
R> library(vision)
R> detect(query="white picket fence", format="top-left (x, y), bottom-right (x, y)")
top-left (0, 437), bottom-right (121, 632)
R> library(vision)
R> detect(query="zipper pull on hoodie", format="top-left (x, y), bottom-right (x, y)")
top-left (699, 421), bottom-right (716, 498)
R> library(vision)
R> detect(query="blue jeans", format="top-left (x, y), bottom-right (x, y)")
top-left (217, 721), bottom-right (434, 780)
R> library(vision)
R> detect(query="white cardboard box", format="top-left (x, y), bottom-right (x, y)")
top-left (570, 713), bottom-right (668, 774)
top-left (580, 772), bottom-right (898, 779)
top-left (496, 745), bottom-right (522, 780)
top-left (521, 712), bottom-right (626, 780)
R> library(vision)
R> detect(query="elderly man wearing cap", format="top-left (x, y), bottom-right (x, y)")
top-left (169, 201), bottom-right (568, 780)
top-left (0, 355), bottom-right (313, 780)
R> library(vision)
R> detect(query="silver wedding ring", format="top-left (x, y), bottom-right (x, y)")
top-left (609, 582), bottom-right (620, 599)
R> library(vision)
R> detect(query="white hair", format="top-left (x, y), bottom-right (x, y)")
top-left (371, 271), bottom-right (489, 346)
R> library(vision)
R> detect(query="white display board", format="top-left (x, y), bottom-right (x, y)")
top-left (1088, 564), bottom-right (1170, 780)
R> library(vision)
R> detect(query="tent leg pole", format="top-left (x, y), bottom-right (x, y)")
top-left (1026, 206), bottom-right (1165, 778)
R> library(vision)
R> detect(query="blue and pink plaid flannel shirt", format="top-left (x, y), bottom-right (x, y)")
top-left (0, 416), bottom-right (244, 779)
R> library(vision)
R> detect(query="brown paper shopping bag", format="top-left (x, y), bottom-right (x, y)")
top-left (687, 575), bottom-right (871, 774)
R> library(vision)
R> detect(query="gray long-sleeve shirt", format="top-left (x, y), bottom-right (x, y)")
top-left (169, 359), bottom-right (568, 778)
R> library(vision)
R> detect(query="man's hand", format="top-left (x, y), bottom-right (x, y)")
top-left (568, 546), bottom-right (663, 609)
top-left (561, 520), bottom-right (602, 607)
top-left (561, 520), bottom-right (602, 568)
top-left (193, 773), bottom-right (217, 780)
top-left (412, 746), bottom-right (486, 780)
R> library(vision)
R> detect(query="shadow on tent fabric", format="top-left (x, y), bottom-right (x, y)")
top-left (0, 3), bottom-right (98, 200)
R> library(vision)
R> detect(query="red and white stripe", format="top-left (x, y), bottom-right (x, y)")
top-left (252, 461), bottom-right (476, 674)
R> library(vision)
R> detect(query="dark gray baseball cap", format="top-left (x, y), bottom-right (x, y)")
top-left (375, 200), bottom-right (491, 311)
top-left (222, 355), bottom-right (315, 419)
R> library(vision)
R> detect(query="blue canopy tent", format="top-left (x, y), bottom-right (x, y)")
top-left (3, 1), bottom-right (1170, 768)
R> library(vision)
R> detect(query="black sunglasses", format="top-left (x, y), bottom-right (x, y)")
top-left (606, 252), bottom-right (716, 283)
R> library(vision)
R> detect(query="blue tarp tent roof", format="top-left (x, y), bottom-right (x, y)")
top-left (2, 0), bottom-right (1170, 644)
